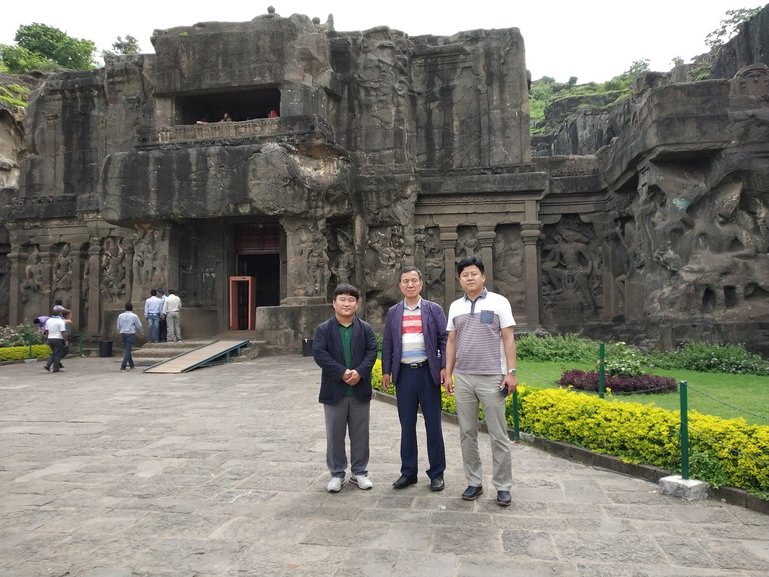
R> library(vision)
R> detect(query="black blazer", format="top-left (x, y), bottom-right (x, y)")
top-left (313, 315), bottom-right (378, 405)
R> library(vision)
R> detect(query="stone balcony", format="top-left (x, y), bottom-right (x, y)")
top-left (136, 115), bottom-right (336, 148)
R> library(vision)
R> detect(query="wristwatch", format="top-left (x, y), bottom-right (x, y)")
top-left (507, 368), bottom-right (516, 375)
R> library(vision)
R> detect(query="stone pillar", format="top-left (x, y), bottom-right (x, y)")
top-left (39, 245), bottom-right (53, 309)
top-left (7, 246), bottom-right (23, 325)
top-left (477, 226), bottom-right (497, 291)
top-left (88, 238), bottom-right (102, 336)
top-left (521, 221), bottom-right (542, 327)
top-left (70, 255), bottom-right (82, 331)
top-left (440, 227), bottom-right (458, 304)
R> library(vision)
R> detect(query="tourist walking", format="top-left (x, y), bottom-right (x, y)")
top-left (117, 302), bottom-right (143, 371)
top-left (312, 283), bottom-right (378, 493)
top-left (381, 266), bottom-right (448, 492)
top-left (43, 311), bottom-right (68, 373)
top-left (445, 256), bottom-right (518, 507)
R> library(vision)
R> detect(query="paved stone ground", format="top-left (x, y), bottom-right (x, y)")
top-left (1, 354), bottom-right (768, 577)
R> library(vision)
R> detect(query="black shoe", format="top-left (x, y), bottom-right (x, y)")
top-left (496, 490), bottom-right (512, 507)
top-left (43, 364), bottom-right (50, 371)
top-left (461, 485), bottom-right (483, 500)
top-left (392, 475), bottom-right (418, 489)
top-left (430, 477), bottom-right (445, 492)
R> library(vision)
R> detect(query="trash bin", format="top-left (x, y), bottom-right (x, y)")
top-left (99, 340), bottom-right (113, 358)
top-left (302, 338), bottom-right (313, 357)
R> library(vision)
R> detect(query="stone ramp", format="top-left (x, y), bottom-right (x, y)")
top-left (142, 339), bottom-right (250, 373)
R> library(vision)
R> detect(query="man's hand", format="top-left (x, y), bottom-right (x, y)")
top-left (500, 373), bottom-right (517, 396)
top-left (343, 369), bottom-right (361, 385)
top-left (444, 372), bottom-right (454, 395)
top-left (382, 373), bottom-right (391, 389)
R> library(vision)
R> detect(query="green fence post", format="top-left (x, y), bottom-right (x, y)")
top-left (512, 388), bottom-right (520, 441)
top-left (680, 380), bottom-right (689, 480)
top-left (598, 342), bottom-right (606, 399)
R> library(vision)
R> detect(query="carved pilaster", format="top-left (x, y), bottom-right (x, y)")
top-left (477, 226), bottom-right (497, 292)
top-left (70, 255), bottom-right (82, 331)
top-left (7, 247), bottom-right (23, 324)
top-left (440, 227), bottom-right (458, 303)
top-left (88, 238), bottom-right (102, 335)
top-left (521, 221), bottom-right (542, 326)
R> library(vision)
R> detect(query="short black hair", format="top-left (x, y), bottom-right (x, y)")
top-left (124, 302), bottom-right (134, 311)
top-left (333, 283), bottom-right (360, 300)
top-left (399, 266), bottom-right (423, 281)
top-left (150, 289), bottom-right (157, 296)
top-left (457, 255), bottom-right (484, 275)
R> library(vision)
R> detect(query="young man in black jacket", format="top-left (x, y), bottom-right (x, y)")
top-left (313, 283), bottom-right (378, 493)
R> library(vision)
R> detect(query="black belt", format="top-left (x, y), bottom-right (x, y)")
top-left (402, 360), bottom-right (428, 369)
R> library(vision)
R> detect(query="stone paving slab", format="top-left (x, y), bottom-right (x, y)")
top-left (0, 355), bottom-right (767, 577)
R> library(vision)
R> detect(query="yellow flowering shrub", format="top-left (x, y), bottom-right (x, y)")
top-left (518, 387), bottom-right (769, 496)
top-left (0, 344), bottom-right (51, 362)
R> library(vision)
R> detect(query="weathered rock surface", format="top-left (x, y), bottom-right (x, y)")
top-left (1, 7), bottom-right (769, 355)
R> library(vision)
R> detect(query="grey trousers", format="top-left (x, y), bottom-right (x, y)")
top-left (324, 396), bottom-right (370, 478)
top-left (454, 372), bottom-right (512, 491)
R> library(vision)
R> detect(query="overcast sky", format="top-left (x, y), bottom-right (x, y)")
top-left (0, 1), bottom-right (762, 83)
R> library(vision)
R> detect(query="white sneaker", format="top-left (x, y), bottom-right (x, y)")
top-left (327, 476), bottom-right (344, 493)
top-left (351, 474), bottom-right (373, 490)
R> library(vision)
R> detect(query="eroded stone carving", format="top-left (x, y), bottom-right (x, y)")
top-left (541, 217), bottom-right (600, 314)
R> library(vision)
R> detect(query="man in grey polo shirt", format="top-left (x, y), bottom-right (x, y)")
top-left (445, 255), bottom-right (517, 507)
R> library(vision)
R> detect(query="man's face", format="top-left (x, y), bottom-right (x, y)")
top-left (459, 265), bottom-right (485, 295)
top-left (399, 270), bottom-right (423, 300)
top-left (333, 293), bottom-right (358, 322)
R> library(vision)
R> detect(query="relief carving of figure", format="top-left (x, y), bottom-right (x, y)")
top-left (456, 227), bottom-right (479, 258)
top-left (102, 237), bottom-right (127, 300)
top-left (331, 231), bottom-right (354, 285)
top-left (202, 267), bottom-right (216, 302)
top-left (422, 226), bottom-right (445, 290)
top-left (21, 246), bottom-right (44, 302)
top-left (52, 243), bottom-right (73, 291)
top-left (542, 226), bottom-right (598, 310)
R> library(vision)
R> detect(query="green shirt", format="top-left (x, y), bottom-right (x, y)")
top-left (339, 322), bottom-right (355, 396)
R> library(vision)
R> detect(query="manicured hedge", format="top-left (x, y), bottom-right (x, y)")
top-left (518, 388), bottom-right (768, 497)
top-left (0, 344), bottom-right (51, 362)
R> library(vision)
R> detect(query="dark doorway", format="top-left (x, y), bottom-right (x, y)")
top-left (237, 254), bottom-right (280, 307)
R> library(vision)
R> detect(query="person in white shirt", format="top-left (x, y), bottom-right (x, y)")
top-left (445, 256), bottom-right (518, 508)
top-left (162, 289), bottom-right (183, 342)
top-left (43, 312), bottom-right (68, 373)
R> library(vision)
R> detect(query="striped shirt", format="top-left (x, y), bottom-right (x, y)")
top-left (401, 299), bottom-right (427, 364)
top-left (446, 289), bottom-right (515, 374)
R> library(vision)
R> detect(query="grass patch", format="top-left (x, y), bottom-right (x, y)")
top-left (517, 361), bottom-right (769, 426)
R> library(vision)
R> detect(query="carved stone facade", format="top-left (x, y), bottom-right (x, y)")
top-left (2, 8), bottom-right (769, 355)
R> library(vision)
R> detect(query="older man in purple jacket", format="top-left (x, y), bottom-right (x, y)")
top-left (382, 266), bottom-right (448, 492)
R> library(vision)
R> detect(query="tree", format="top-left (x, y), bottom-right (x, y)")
top-left (0, 44), bottom-right (58, 73)
top-left (103, 35), bottom-right (141, 59)
top-left (12, 23), bottom-right (95, 70)
top-left (705, 7), bottom-right (762, 48)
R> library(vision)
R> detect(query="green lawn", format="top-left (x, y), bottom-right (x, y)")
top-left (517, 361), bottom-right (769, 426)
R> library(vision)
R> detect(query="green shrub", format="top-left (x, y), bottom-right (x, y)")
top-left (0, 344), bottom-right (51, 362)
top-left (516, 333), bottom-right (598, 363)
top-left (649, 342), bottom-right (769, 375)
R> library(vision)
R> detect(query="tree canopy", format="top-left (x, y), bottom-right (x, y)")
top-left (0, 23), bottom-right (95, 73)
